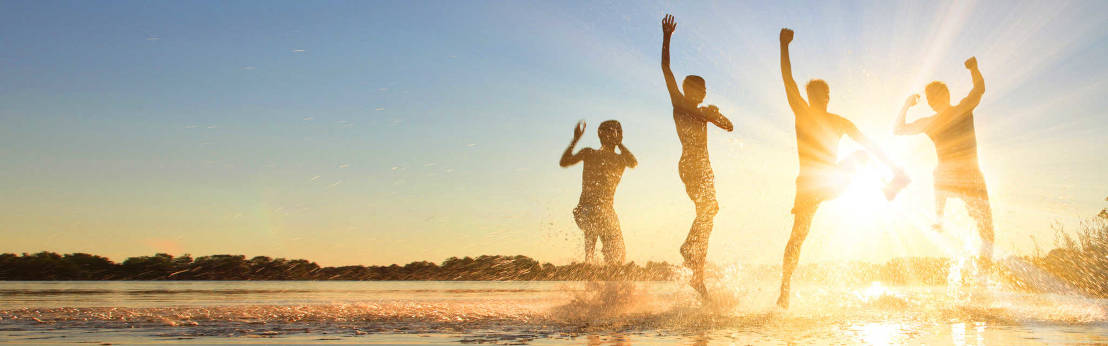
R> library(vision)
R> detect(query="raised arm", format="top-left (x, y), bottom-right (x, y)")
top-left (779, 28), bottom-right (808, 113)
top-left (559, 121), bottom-right (588, 167)
top-left (952, 57), bottom-right (984, 113)
top-left (617, 143), bottom-right (638, 168)
top-left (893, 94), bottom-right (932, 135)
top-left (661, 14), bottom-right (683, 105)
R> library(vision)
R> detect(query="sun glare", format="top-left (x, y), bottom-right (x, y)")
top-left (836, 160), bottom-right (894, 222)
top-left (855, 321), bottom-right (906, 346)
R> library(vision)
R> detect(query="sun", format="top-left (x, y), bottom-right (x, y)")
top-left (829, 148), bottom-right (897, 226)
top-left (809, 141), bottom-right (906, 261)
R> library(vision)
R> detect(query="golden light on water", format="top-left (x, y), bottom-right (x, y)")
top-left (856, 322), bottom-right (904, 346)
top-left (856, 281), bottom-right (896, 303)
top-left (0, 0), bottom-right (1104, 344)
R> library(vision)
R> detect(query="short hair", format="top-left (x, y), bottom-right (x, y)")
top-left (806, 79), bottom-right (829, 98)
top-left (598, 120), bottom-right (622, 146)
top-left (683, 75), bottom-right (705, 91)
top-left (925, 81), bottom-right (949, 97)
top-left (598, 120), bottom-right (621, 134)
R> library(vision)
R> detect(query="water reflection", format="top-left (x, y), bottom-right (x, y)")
top-left (2, 281), bottom-right (1107, 344)
top-left (853, 322), bottom-right (906, 345)
top-left (586, 333), bottom-right (630, 346)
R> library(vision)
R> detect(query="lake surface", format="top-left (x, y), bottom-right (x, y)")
top-left (1, 280), bottom-right (1107, 344)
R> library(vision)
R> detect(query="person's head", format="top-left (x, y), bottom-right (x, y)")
top-left (925, 81), bottom-right (951, 111)
top-left (598, 120), bottom-right (623, 148)
top-left (806, 79), bottom-right (830, 110)
top-left (683, 75), bottom-right (706, 104)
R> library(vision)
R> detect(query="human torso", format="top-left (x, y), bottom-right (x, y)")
top-left (578, 149), bottom-right (626, 206)
top-left (925, 109), bottom-right (980, 169)
top-left (794, 107), bottom-right (847, 175)
top-left (672, 100), bottom-right (710, 168)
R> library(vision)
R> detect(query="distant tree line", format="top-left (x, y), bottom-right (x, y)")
top-left (2, 206), bottom-right (1105, 296)
top-left (0, 253), bottom-right (679, 281)
top-left (2, 250), bottom-right (1106, 297)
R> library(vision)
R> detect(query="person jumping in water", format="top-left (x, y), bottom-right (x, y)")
top-left (893, 56), bottom-right (993, 266)
top-left (660, 14), bottom-right (734, 298)
top-left (561, 120), bottom-right (637, 265)
top-left (777, 28), bottom-right (909, 309)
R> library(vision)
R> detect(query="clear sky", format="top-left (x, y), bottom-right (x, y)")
top-left (1, 1), bottom-right (1106, 267)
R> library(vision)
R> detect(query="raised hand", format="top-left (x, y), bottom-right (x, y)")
top-left (905, 94), bottom-right (920, 107)
top-left (964, 56), bottom-right (978, 70)
top-left (662, 14), bottom-right (676, 35)
top-left (780, 28), bottom-right (794, 45)
top-left (560, 120), bottom-right (588, 167)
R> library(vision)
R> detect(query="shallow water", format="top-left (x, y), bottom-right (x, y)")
top-left (1, 280), bottom-right (1107, 344)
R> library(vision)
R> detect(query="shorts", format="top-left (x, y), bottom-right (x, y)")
top-left (572, 203), bottom-right (625, 261)
top-left (935, 165), bottom-right (988, 200)
top-left (573, 204), bottom-right (618, 230)
top-left (791, 162), bottom-right (858, 214)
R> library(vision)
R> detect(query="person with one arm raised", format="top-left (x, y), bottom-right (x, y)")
top-left (660, 13), bottom-right (734, 300)
top-left (776, 27), bottom-right (909, 309)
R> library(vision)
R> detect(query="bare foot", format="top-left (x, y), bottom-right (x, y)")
top-left (776, 290), bottom-right (790, 309)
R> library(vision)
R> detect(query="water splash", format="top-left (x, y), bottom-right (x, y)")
top-left (1, 281), bottom-right (1107, 344)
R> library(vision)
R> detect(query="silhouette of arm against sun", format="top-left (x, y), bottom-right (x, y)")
top-left (618, 143), bottom-right (637, 168)
top-left (661, 14), bottom-right (682, 106)
top-left (779, 28), bottom-right (809, 116)
top-left (559, 121), bottom-right (590, 167)
top-left (949, 57), bottom-right (985, 119)
top-left (893, 94), bottom-right (931, 135)
top-left (699, 105), bottom-right (734, 132)
top-left (661, 14), bottom-right (733, 132)
top-left (894, 57), bottom-right (983, 135)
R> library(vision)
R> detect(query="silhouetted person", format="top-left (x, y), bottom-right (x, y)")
top-left (561, 120), bottom-right (637, 265)
top-left (661, 14), bottom-right (735, 298)
top-left (777, 28), bottom-right (909, 309)
top-left (893, 56), bottom-right (993, 265)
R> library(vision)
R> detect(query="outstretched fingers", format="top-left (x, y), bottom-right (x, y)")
top-left (662, 14), bottom-right (676, 33)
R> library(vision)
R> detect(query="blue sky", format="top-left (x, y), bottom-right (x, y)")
top-left (1, 1), bottom-right (1106, 266)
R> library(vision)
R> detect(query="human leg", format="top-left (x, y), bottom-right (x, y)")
top-left (778, 206), bottom-right (817, 309)
top-left (598, 207), bottom-right (626, 265)
top-left (965, 189), bottom-right (994, 265)
top-left (574, 206), bottom-right (600, 264)
top-left (678, 165), bottom-right (718, 298)
top-left (933, 190), bottom-right (950, 231)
